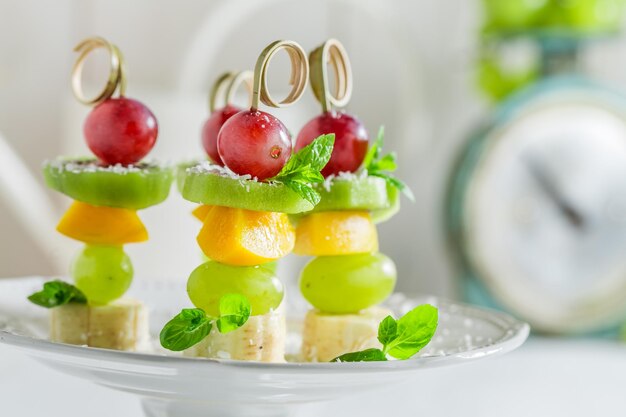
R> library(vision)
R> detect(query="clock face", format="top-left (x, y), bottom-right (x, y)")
top-left (463, 91), bottom-right (626, 332)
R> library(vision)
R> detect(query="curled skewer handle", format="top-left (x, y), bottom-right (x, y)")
top-left (71, 36), bottom-right (127, 106)
top-left (309, 38), bottom-right (353, 113)
top-left (251, 40), bottom-right (309, 110)
top-left (209, 70), bottom-right (254, 113)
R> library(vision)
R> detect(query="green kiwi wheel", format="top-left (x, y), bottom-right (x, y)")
top-left (181, 165), bottom-right (314, 214)
top-left (43, 158), bottom-right (174, 210)
top-left (312, 176), bottom-right (391, 212)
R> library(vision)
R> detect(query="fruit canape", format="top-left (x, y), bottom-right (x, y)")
top-left (27, 37), bottom-right (173, 351)
top-left (163, 38), bottom-right (439, 363)
top-left (292, 39), bottom-right (429, 362)
top-left (159, 40), bottom-right (334, 362)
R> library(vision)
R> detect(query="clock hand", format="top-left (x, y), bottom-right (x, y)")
top-left (525, 157), bottom-right (585, 229)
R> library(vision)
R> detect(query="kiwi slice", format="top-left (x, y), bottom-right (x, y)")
top-left (312, 176), bottom-right (391, 212)
top-left (288, 176), bottom-right (398, 224)
top-left (176, 160), bottom-right (198, 192)
top-left (370, 183), bottom-right (400, 224)
top-left (181, 163), bottom-right (398, 218)
top-left (181, 164), bottom-right (314, 214)
top-left (43, 158), bottom-right (174, 210)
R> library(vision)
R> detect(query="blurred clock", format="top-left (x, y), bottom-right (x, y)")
top-left (447, 77), bottom-right (626, 334)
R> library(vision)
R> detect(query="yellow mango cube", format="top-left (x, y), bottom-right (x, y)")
top-left (197, 206), bottom-right (295, 266)
top-left (57, 201), bottom-right (148, 245)
top-left (294, 211), bottom-right (378, 256)
top-left (192, 204), bottom-right (214, 222)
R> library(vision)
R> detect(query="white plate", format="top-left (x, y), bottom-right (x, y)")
top-left (0, 277), bottom-right (529, 417)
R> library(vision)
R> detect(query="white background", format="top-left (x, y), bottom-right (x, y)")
top-left (3, 0), bottom-right (626, 297)
top-left (2, 0), bottom-right (626, 295)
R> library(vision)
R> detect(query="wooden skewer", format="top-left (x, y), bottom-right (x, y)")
top-left (309, 38), bottom-right (353, 113)
top-left (251, 40), bottom-right (309, 110)
top-left (209, 70), bottom-right (254, 113)
top-left (71, 36), bottom-right (127, 106)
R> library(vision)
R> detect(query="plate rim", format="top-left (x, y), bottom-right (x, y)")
top-left (0, 276), bottom-right (530, 372)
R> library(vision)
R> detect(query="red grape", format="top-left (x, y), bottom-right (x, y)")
top-left (201, 105), bottom-right (241, 166)
top-left (217, 110), bottom-right (291, 180)
top-left (296, 111), bottom-right (368, 177)
top-left (84, 97), bottom-right (158, 166)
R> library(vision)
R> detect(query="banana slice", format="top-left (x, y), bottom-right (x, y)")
top-left (184, 306), bottom-right (286, 362)
top-left (301, 306), bottom-right (392, 362)
top-left (50, 298), bottom-right (149, 351)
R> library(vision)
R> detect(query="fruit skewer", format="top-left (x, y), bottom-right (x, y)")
top-left (28, 37), bottom-right (173, 351)
top-left (295, 39), bottom-right (412, 362)
top-left (160, 40), bottom-right (335, 362)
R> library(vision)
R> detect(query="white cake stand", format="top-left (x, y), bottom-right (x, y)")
top-left (0, 277), bottom-right (529, 417)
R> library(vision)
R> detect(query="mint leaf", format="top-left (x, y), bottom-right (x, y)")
top-left (362, 126), bottom-right (384, 169)
top-left (331, 348), bottom-right (387, 362)
top-left (160, 294), bottom-right (252, 351)
top-left (384, 304), bottom-right (438, 360)
top-left (377, 315), bottom-right (398, 345)
top-left (282, 133), bottom-right (335, 173)
top-left (160, 308), bottom-right (212, 351)
top-left (271, 134), bottom-right (335, 206)
top-left (371, 152), bottom-right (398, 172)
top-left (369, 172), bottom-right (415, 202)
top-left (328, 304), bottom-right (438, 363)
top-left (216, 293), bottom-right (251, 333)
top-left (362, 126), bottom-right (414, 202)
top-left (27, 280), bottom-right (87, 308)
top-left (285, 180), bottom-right (322, 206)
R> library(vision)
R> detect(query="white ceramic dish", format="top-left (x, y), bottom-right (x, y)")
top-left (0, 277), bottom-right (529, 417)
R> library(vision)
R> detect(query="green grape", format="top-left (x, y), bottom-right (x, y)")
top-left (198, 256), bottom-right (278, 273)
top-left (260, 260), bottom-right (279, 274)
top-left (299, 253), bottom-right (397, 314)
top-left (71, 245), bottom-right (133, 305)
top-left (187, 261), bottom-right (283, 316)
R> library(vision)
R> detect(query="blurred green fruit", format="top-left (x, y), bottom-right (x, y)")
top-left (483, 0), bottom-right (550, 31)
top-left (477, 55), bottom-right (538, 102)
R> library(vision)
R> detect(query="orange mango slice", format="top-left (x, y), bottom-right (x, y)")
top-left (192, 204), bottom-right (213, 222)
top-left (197, 206), bottom-right (295, 266)
top-left (294, 210), bottom-right (378, 256)
top-left (57, 201), bottom-right (148, 245)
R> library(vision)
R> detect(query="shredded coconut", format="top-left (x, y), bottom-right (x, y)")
top-left (322, 169), bottom-right (369, 191)
top-left (187, 161), bottom-right (258, 182)
top-left (45, 158), bottom-right (163, 174)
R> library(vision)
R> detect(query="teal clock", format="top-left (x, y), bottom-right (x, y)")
top-left (446, 77), bottom-right (626, 334)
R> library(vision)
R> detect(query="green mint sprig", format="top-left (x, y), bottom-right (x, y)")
top-left (270, 134), bottom-right (335, 206)
top-left (160, 293), bottom-right (251, 351)
top-left (362, 127), bottom-right (415, 202)
top-left (332, 304), bottom-right (438, 362)
top-left (216, 293), bottom-right (251, 333)
top-left (27, 280), bottom-right (87, 308)
top-left (160, 308), bottom-right (212, 352)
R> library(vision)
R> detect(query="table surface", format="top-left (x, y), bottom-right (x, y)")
top-left (1, 338), bottom-right (625, 417)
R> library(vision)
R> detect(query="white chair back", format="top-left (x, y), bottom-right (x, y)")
top-left (0, 131), bottom-right (67, 271)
